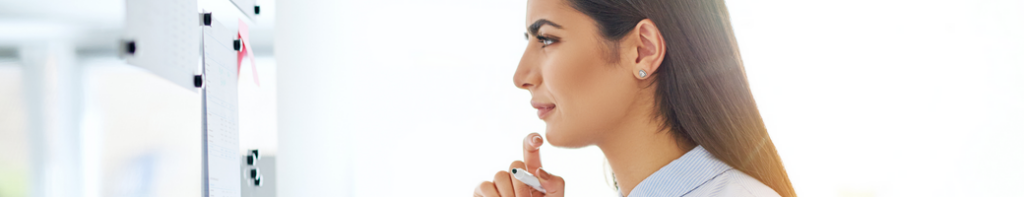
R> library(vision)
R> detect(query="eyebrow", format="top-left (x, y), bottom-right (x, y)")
top-left (527, 19), bottom-right (563, 36)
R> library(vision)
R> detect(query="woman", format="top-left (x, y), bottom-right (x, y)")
top-left (473, 0), bottom-right (795, 196)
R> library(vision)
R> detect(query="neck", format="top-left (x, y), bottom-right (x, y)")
top-left (597, 116), bottom-right (694, 196)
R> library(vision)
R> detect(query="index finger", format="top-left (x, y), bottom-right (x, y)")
top-left (523, 133), bottom-right (543, 171)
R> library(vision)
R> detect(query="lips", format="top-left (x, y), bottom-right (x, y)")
top-left (531, 101), bottom-right (555, 119)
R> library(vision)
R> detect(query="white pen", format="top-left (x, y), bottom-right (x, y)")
top-left (511, 168), bottom-right (547, 193)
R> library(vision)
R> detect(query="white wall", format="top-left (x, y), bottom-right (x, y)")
top-left (727, 0), bottom-right (1024, 196)
top-left (275, 1), bottom-right (610, 196)
top-left (276, 1), bottom-right (617, 196)
top-left (276, 0), bottom-right (1024, 197)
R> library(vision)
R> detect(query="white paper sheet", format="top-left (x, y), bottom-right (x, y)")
top-left (123, 0), bottom-right (202, 91)
top-left (202, 18), bottom-right (241, 197)
top-left (230, 0), bottom-right (258, 20)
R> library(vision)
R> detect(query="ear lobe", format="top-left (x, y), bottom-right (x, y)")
top-left (633, 19), bottom-right (666, 79)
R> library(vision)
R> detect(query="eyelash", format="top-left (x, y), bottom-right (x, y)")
top-left (536, 35), bottom-right (558, 47)
top-left (525, 33), bottom-right (559, 48)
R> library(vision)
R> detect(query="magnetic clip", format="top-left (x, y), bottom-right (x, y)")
top-left (126, 41), bottom-right (136, 54)
top-left (202, 13), bottom-right (212, 26)
top-left (193, 75), bottom-right (203, 88)
top-left (246, 149), bottom-right (259, 165)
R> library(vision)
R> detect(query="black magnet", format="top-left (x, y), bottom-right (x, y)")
top-left (193, 75), bottom-right (203, 88)
top-left (203, 13), bottom-right (212, 26)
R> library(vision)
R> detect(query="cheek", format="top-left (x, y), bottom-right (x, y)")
top-left (541, 47), bottom-right (634, 147)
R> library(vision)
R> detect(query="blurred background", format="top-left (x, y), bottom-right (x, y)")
top-left (1, 0), bottom-right (1022, 197)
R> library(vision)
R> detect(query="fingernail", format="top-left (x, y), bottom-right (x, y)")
top-left (531, 135), bottom-right (543, 147)
top-left (536, 168), bottom-right (551, 180)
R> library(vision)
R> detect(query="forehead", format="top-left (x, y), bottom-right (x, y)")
top-left (525, 0), bottom-right (587, 29)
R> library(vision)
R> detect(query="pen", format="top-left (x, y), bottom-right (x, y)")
top-left (511, 168), bottom-right (547, 193)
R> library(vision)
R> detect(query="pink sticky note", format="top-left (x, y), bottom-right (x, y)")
top-left (237, 19), bottom-right (260, 86)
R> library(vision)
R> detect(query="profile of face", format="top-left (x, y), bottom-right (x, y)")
top-left (514, 0), bottom-right (662, 148)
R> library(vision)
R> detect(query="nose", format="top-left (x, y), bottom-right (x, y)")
top-left (514, 48), bottom-right (541, 90)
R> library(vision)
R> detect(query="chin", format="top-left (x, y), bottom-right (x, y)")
top-left (544, 124), bottom-right (593, 149)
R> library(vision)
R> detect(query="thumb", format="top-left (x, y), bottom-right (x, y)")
top-left (535, 168), bottom-right (565, 197)
top-left (523, 133), bottom-right (543, 171)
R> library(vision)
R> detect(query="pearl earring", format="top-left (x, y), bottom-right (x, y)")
top-left (639, 70), bottom-right (647, 78)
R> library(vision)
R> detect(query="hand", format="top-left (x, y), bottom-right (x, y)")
top-left (474, 133), bottom-right (566, 197)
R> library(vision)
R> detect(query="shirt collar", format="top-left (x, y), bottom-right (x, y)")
top-left (623, 145), bottom-right (733, 197)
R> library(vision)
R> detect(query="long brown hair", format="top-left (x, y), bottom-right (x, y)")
top-left (567, 0), bottom-right (796, 196)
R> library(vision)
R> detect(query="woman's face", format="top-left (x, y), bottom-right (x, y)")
top-left (515, 0), bottom-right (643, 148)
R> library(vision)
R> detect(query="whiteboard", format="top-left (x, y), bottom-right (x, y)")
top-left (123, 0), bottom-right (202, 91)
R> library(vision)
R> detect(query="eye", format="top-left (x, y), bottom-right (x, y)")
top-left (536, 35), bottom-right (559, 47)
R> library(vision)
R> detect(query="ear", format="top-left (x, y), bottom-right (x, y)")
top-left (630, 19), bottom-right (666, 80)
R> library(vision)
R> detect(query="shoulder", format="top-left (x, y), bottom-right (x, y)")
top-left (683, 169), bottom-right (781, 197)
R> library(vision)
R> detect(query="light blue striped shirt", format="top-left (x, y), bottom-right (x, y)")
top-left (623, 145), bottom-right (781, 197)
